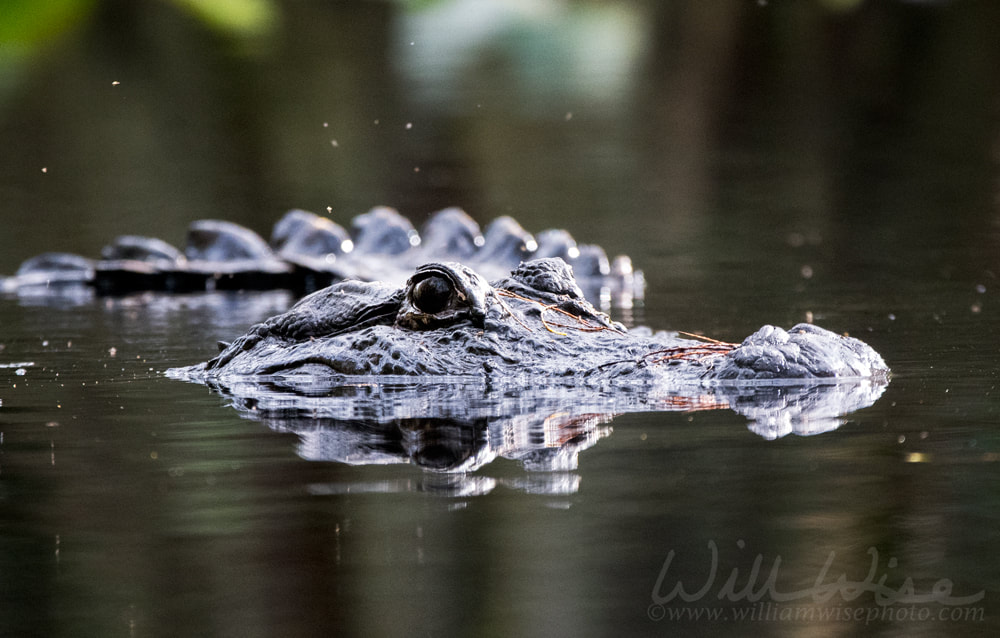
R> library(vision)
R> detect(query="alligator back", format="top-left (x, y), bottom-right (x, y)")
top-left (2, 207), bottom-right (642, 308)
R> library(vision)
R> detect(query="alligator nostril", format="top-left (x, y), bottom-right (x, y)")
top-left (412, 275), bottom-right (452, 314)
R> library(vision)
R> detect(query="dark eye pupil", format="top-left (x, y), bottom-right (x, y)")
top-left (413, 276), bottom-right (452, 314)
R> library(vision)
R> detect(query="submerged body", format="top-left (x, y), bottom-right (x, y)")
top-left (175, 258), bottom-right (889, 385)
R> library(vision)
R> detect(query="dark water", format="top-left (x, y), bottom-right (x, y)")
top-left (1, 1), bottom-right (999, 636)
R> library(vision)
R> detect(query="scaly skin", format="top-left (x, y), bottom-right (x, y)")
top-left (175, 258), bottom-right (889, 385)
top-left (3, 207), bottom-right (641, 307)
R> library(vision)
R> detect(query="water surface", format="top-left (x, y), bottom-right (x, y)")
top-left (1, 1), bottom-right (998, 636)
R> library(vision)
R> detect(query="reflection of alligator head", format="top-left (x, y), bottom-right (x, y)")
top-left (172, 257), bottom-right (889, 385)
top-left (1, 207), bottom-right (641, 309)
top-left (193, 374), bottom-right (887, 496)
top-left (287, 412), bottom-right (613, 473)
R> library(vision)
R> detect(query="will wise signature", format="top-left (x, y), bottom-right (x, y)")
top-left (651, 540), bottom-right (985, 607)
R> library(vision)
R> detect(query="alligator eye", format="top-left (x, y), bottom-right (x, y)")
top-left (412, 275), bottom-right (452, 314)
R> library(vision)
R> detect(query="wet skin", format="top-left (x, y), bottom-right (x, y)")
top-left (179, 258), bottom-right (889, 385)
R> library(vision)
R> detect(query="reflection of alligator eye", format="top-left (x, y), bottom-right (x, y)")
top-left (412, 275), bottom-right (452, 314)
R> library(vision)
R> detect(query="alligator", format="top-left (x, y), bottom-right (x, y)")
top-left (1, 206), bottom-right (641, 308)
top-left (171, 257), bottom-right (889, 386)
top-left (166, 257), bottom-right (889, 483)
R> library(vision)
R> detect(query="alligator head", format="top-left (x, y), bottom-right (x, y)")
top-left (175, 258), bottom-right (889, 385)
